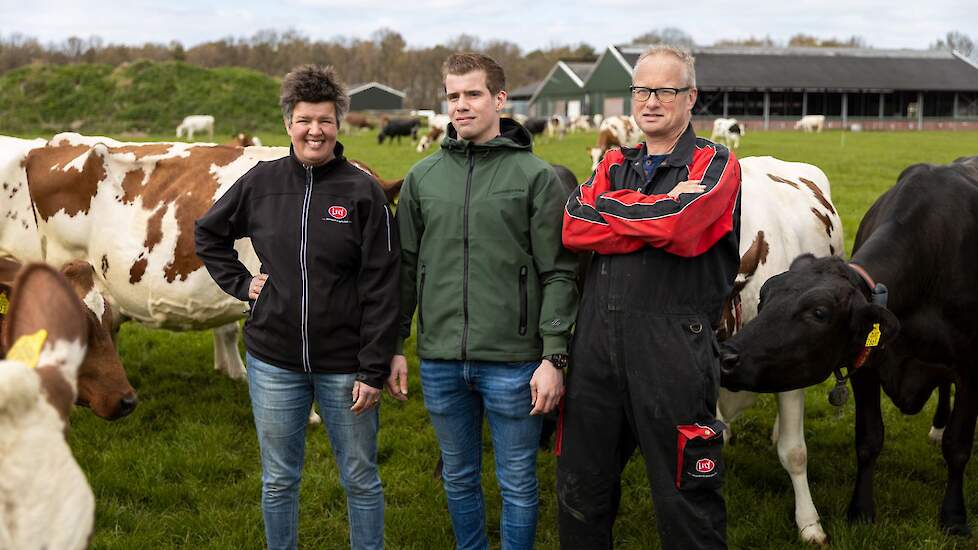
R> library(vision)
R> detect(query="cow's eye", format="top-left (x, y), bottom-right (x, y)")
top-left (812, 306), bottom-right (829, 322)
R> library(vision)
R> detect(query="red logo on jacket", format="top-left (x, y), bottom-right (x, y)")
top-left (696, 458), bottom-right (716, 474)
top-left (328, 206), bottom-right (348, 220)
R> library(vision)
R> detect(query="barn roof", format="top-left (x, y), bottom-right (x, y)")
top-left (613, 46), bottom-right (978, 92)
top-left (509, 81), bottom-right (542, 99)
top-left (563, 61), bottom-right (596, 84)
top-left (348, 82), bottom-right (407, 98)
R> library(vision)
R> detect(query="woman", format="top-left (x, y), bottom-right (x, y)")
top-left (195, 64), bottom-right (399, 550)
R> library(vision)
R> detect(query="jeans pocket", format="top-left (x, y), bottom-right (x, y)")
top-left (676, 419), bottom-right (726, 491)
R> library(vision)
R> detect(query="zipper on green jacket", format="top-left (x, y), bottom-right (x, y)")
top-left (519, 265), bottom-right (528, 336)
top-left (418, 265), bottom-right (426, 333)
top-left (461, 149), bottom-right (475, 360)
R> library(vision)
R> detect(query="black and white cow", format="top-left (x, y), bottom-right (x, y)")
top-left (720, 156), bottom-right (978, 536)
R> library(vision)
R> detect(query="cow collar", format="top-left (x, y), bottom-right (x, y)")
top-left (828, 263), bottom-right (890, 406)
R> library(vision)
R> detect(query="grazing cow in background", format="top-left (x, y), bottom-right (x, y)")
top-left (413, 111), bottom-right (450, 134)
top-left (715, 156), bottom-right (843, 546)
top-left (0, 263), bottom-right (98, 550)
top-left (599, 115), bottom-right (644, 147)
top-left (378, 117), bottom-right (420, 144)
top-left (416, 126), bottom-right (444, 153)
top-left (720, 156), bottom-right (978, 536)
top-left (795, 115), bottom-right (826, 133)
top-left (586, 116), bottom-right (643, 171)
top-left (568, 115), bottom-right (591, 133)
top-left (546, 115), bottom-right (567, 139)
top-left (523, 117), bottom-right (548, 137)
top-left (344, 112), bottom-right (376, 132)
top-left (1, 257), bottom-right (138, 420)
top-left (591, 113), bottom-right (604, 129)
top-left (175, 115), bottom-right (215, 141)
top-left (587, 127), bottom-right (623, 171)
top-left (711, 118), bottom-right (744, 149)
top-left (226, 133), bottom-right (262, 147)
top-left (12, 133), bottom-right (403, 381)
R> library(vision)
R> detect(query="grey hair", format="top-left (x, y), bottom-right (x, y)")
top-left (280, 64), bottom-right (350, 124)
top-left (636, 45), bottom-right (697, 88)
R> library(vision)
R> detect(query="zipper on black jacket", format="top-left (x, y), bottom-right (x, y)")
top-left (519, 265), bottom-right (528, 336)
top-left (460, 149), bottom-right (475, 360)
top-left (300, 166), bottom-right (313, 373)
top-left (418, 265), bottom-right (426, 333)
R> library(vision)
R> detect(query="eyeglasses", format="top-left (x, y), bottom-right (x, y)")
top-left (629, 86), bottom-right (691, 103)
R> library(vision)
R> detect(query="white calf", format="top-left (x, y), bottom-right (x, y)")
top-left (795, 115), bottom-right (825, 133)
top-left (176, 115), bottom-right (215, 141)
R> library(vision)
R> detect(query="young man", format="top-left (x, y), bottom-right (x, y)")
top-left (195, 65), bottom-right (398, 550)
top-left (388, 53), bottom-right (578, 549)
top-left (559, 46), bottom-right (742, 549)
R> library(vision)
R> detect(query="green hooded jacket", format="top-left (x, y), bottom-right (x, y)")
top-left (396, 118), bottom-right (578, 361)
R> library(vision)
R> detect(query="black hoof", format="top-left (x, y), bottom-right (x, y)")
top-left (846, 507), bottom-right (875, 524)
top-left (942, 520), bottom-right (972, 537)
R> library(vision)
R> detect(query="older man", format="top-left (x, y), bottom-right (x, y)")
top-left (558, 46), bottom-right (742, 549)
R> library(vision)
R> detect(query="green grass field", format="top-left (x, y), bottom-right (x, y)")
top-left (63, 128), bottom-right (978, 549)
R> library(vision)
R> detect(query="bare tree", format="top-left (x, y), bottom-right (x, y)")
top-left (931, 31), bottom-right (976, 59)
top-left (631, 27), bottom-right (696, 47)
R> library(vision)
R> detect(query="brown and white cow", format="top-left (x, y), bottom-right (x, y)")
top-left (11, 133), bottom-right (401, 381)
top-left (226, 133), bottom-right (262, 147)
top-left (0, 263), bottom-right (98, 549)
top-left (415, 126), bottom-right (444, 153)
top-left (717, 156), bottom-right (844, 546)
top-left (0, 257), bottom-right (137, 420)
top-left (587, 115), bottom-right (644, 170)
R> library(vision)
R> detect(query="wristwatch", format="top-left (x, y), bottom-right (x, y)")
top-left (543, 354), bottom-right (569, 371)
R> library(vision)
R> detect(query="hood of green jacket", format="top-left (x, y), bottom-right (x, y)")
top-left (441, 117), bottom-right (533, 153)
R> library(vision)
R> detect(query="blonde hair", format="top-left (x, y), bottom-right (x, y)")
top-left (636, 45), bottom-right (696, 88)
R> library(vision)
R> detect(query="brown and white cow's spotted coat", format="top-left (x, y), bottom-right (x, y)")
top-left (5, 133), bottom-right (402, 381)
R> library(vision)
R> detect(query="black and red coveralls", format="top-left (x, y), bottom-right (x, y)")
top-left (557, 124), bottom-right (741, 549)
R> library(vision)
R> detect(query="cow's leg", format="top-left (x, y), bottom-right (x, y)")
top-left (776, 389), bottom-right (826, 546)
top-left (939, 373), bottom-right (978, 536)
top-left (716, 388), bottom-right (758, 443)
top-left (212, 323), bottom-right (246, 381)
top-left (930, 382), bottom-right (951, 445)
top-left (847, 368), bottom-right (884, 523)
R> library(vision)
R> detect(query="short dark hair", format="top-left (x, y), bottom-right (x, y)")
top-left (280, 64), bottom-right (350, 124)
top-left (442, 53), bottom-right (506, 95)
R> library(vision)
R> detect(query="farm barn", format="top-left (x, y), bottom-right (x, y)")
top-left (348, 81), bottom-right (406, 111)
top-left (533, 45), bottom-right (978, 130)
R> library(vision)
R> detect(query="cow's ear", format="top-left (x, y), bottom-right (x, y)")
top-left (850, 303), bottom-right (900, 349)
top-left (2, 264), bottom-right (89, 362)
top-left (789, 253), bottom-right (816, 271)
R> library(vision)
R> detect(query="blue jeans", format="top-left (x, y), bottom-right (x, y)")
top-left (420, 359), bottom-right (543, 550)
top-left (246, 353), bottom-right (384, 550)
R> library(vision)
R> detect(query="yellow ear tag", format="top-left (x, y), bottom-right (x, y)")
top-left (0, 292), bottom-right (8, 315)
top-left (6, 329), bottom-right (48, 369)
top-left (865, 323), bottom-right (881, 348)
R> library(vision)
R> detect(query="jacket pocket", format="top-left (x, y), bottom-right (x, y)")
top-left (418, 265), bottom-right (426, 333)
top-left (676, 419), bottom-right (726, 491)
top-left (518, 265), bottom-right (528, 336)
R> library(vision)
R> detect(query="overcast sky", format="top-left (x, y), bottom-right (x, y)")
top-left (3, 0), bottom-right (976, 52)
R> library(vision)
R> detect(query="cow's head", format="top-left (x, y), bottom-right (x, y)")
top-left (2, 264), bottom-right (91, 423)
top-left (720, 254), bottom-right (899, 392)
top-left (59, 260), bottom-right (137, 420)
